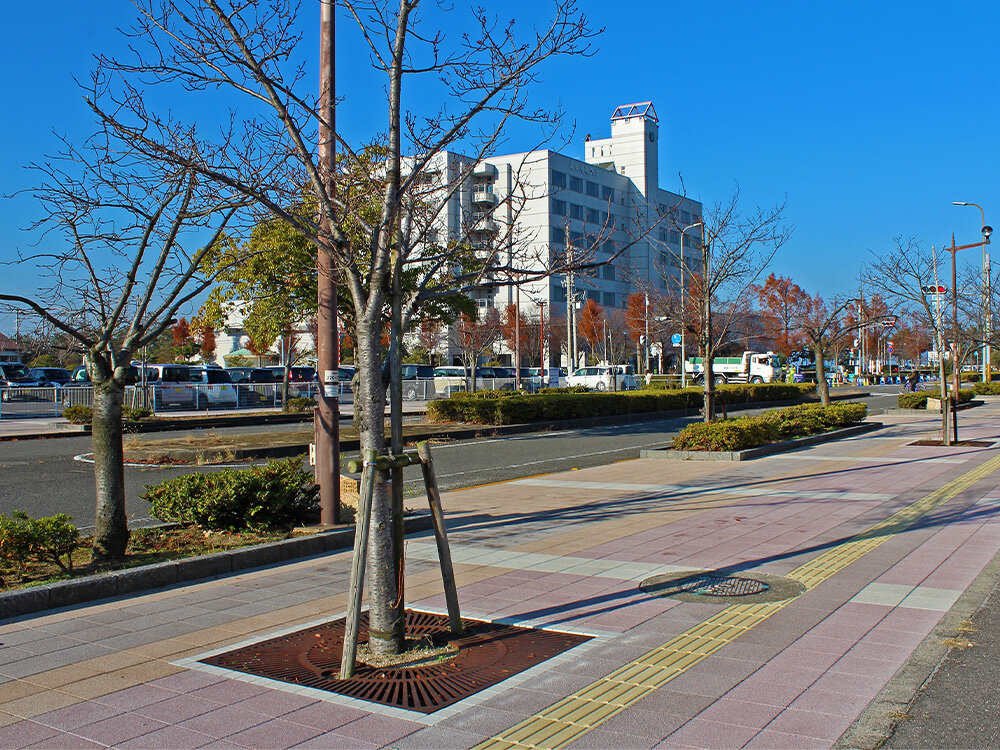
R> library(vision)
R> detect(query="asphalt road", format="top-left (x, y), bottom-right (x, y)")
top-left (0, 387), bottom-right (900, 533)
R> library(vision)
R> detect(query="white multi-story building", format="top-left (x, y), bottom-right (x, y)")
top-left (417, 101), bottom-right (703, 367)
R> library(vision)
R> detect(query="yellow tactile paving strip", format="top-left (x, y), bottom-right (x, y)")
top-left (476, 452), bottom-right (1000, 750)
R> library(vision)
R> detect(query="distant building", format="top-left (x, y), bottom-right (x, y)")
top-left (409, 101), bottom-right (703, 367)
top-left (0, 333), bottom-right (21, 363)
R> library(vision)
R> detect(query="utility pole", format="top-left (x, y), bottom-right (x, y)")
top-left (564, 224), bottom-right (576, 370)
top-left (316, 1), bottom-right (340, 525)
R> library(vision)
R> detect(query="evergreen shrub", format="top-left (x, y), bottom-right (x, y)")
top-left (142, 456), bottom-right (318, 532)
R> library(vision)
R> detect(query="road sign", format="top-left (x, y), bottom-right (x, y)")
top-left (671, 333), bottom-right (682, 346)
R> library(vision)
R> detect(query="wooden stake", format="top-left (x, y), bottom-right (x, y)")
top-left (339, 449), bottom-right (377, 679)
top-left (417, 441), bottom-right (462, 634)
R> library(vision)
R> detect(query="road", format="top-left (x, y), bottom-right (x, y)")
top-left (0, 387), bottom-right (901, 532)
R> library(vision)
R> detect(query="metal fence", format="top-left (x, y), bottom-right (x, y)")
top-left (0, 377), bottom-right (539, 419)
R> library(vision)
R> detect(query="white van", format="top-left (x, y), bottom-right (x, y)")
top-left (189, 367), bottom-right (238, 409)
top-left (146, 364), bottom-right (196, 409)
top-left (565, 364), bottom-right (638, 391)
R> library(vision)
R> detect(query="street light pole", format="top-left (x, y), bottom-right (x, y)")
top-left (679, 222), bottom-right (703, 388)
top-left (953, 201), bottom-right (991, 382)
top-left (538, 300), bottom-right (546, 386)
top-left (943, 226), bottom-right (993, 395)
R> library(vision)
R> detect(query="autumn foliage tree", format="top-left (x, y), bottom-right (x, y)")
top-left (453, 309), bottom-right (503, 390)
top-left (751, 273), bottom-right (807, 355)
top-left (578, 299), bottom-right (604, 361)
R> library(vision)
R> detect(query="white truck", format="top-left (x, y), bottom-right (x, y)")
top-left (685, 351), bottom-right (784, 385)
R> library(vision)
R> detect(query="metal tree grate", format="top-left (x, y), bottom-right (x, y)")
top-left (201, 610), bottom-right (590, 714)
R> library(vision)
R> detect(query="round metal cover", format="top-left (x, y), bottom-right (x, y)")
top-left (641, 570), bottom-right (805, 604)
top-left (675, 575), bottom-right (769, 597)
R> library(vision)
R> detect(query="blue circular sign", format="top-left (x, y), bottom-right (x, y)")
top-left (671, 333), bottom-right (682, 345)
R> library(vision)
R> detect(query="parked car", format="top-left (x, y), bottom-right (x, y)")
top-left (565, 365), bottom-right (638, 391)
top-left (68, 364), bottom-right (155, 386)
top-left (29, 367), bottom-right (73, 386)
top-left (0, 362), bottom-right (40, 401)
top-left (400, 364), bottom-right (436, 400)
top-left (225, 367), bottom-right (278, 406)
top-left (145, 364), bottom-right (197, 409)
top-left (265, 366), bottom-right (317, 398)
top-left (433, 366), bottom-right (468, 395)
top-left (189, 367), bottom-right (238, 409)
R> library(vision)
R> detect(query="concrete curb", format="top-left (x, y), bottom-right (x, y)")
top-left (0, 514), bottom-right (433, 621)
top-left (638, 422), bottom-right (884, 462)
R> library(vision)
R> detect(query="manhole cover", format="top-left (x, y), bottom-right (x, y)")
top-left (641, 570), bottom-right (805, 604)
top-left (201, 610), bottom-right (590, 714)
top-left (674, 575), bottom-right (769, 597)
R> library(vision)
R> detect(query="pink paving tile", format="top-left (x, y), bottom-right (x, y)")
top-left (225, 718), bottom-right (325, 749)
top-left (188, 679), bottom-right (273, 704)
top-left (723, 680), bottom-right (805, 709)
top-left (766, 707), bottom-right (853, 741)
top-left (116, 725), bottom-right (215, 749)
top-left (93, 684), bottom-right (177, 710)
top-left (179, 705), bottom-right (269, 738)
top-left (743, 729), bottom-right (832, 749)
top-left (829, 654), bottom-right (901, 679)
top-left (289, 732), bottom-right (380, 749)
top-left (149, 670), bottom-right (228, 693)
top-left (334, 714), bottom-right (425, 745)
top-left (793, 633), bottom-right (859, 655)
top-left (281, 703), bottom-right (370, 732)
top-left (664, 717), bottom-right (760, 748)
top-left (809, 670), bottom-right (895, 698)
top-left (23, 733), bottom-right (106, 749)
top-left (0, 721), bottom-right (62, 748)
top-left (232, 691), bottom-right (319, 718)
top-left (769, 647), bottom-right (841, 672)
top-left (33, 700), bottom-right (126, 730)
top-left (74, 713), bottom-right (170, 745)
top-left (137, 694), bottom-right (223, 723)
top-left (695, 698), bottom-right (783, 729)
top-left (845, 640), bottom-right (918, 663)
top-left (788, 687), bottom-right (877, 717)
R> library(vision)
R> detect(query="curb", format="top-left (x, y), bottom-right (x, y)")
top-left (638, 422), bottom-right (884, 462)
top-left (0, 514), bottom-right (433, 621)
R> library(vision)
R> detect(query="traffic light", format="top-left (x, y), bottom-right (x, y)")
top-left (920, 284), bottom-right (947, 294)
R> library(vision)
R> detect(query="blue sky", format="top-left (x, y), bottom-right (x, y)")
top-left (2, 1), bottom-right (999, 335)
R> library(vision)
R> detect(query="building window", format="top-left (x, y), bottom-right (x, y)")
top-left (570, 203), bottom-right (583, 220)
top-left (586, 208), bottom-right (600, 224)
top-left (602, 265), bottom-right (616, 281)
top-left (586, 181), bottom-right (600, 198)
top-left (602, 186), bottom-right (614, 202)
top-left (569, 175), bottom-right (583, 193)
top-left (551, 280), bottom-right (567, 302)
top-left (670, 230), bottom-right (681, 243)
top-left (587, 290), bottom-right (600, 303)
top-left (658, 228), bottom-right (668, 242)
top-left (551, 198), bottom-right (567, 216)
top-left (550, 226), bottom-right (565, 247)
top-left (602, 292), bottom-right (616, 308)
top-left (552, 170), bottom-right (567, 188)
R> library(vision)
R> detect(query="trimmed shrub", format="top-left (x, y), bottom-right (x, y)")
top-left (671, 402), bottom-right (868, 452)
top-left (142, 456), bottom-right (318, 532)
top-left (973, 381), bottom-right (1000, 396)
top-left (0, 511), bottom-right (82, 577)
top-left (122, 407), bottom-right (152, 422)
top-left (62, 405), bottom-right (93, 424)
top-left (898, 388), bottom-right (975, 409)
top-left (672, 417), bottom-right (779, 451)
top-left (286, 397), bottom-right (316, 412)
top-left (427, 383), bottom-right (815, 425)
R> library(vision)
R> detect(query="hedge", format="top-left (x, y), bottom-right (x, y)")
top-left (672, 402), bottom-right (868, 452)
top-left (973, 382), bottom-right (1000, 396)
top-left (141, 456), bottom-right (318, 532)
top-left (427, 383), bottom-right (816, 425)
top-left (898, 388), bottom-right (975, 409)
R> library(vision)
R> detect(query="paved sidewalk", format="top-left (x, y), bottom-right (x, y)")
top-left (3, 405), bottom-right (1000, 748)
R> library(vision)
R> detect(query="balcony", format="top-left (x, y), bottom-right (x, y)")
top-left (472, 189), bottom-right (499, 206)
top-left (471, 213), bottom-right (498, 233)
top-left (473, 162), bottom-right (499, 180)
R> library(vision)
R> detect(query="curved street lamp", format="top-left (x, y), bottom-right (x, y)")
top-left (953, 201), bottom-right (992, 381)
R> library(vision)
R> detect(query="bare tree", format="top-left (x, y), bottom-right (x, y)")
top-left (679, 189), bottom-right (791, 420)
top-left (83, 0), bottom-right (603, 656)
top-left (0, 144), bottom-right (245, 562)
top-left (794, 293), bottom-right (855, 405)
top-left (452, 309), bottom-right (502, 389)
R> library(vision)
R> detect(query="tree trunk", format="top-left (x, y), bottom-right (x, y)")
top-left (91, 375), bottom-right (129, 562)
top-left (703, 347), bottom-right (716, 423)
top-left (814, 344), bottom-right (830, 406)
top-left (355, 319), bottom-right (404, 655)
